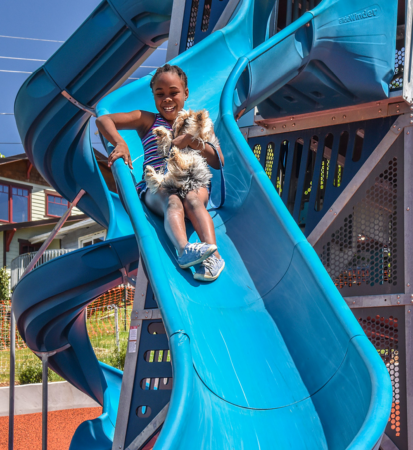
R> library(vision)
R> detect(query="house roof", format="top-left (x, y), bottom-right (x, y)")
top-left (0, 214), bottom-right (88, 231)
top-left (0, 149), bottom-right (108, 166)
top-left (29, 218), bottom-right (97, 244)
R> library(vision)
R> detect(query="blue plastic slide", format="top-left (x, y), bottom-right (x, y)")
top-left (13, 0), bottom-right (394, 448)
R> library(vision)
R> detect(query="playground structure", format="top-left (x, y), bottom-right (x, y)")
top-left (8, 0), bottom-right (413, 449)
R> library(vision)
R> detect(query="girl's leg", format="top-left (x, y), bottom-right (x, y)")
top-left (144, 189), bottom-right (188, 256)
top-left (182, 188), bottom-right (221, 259)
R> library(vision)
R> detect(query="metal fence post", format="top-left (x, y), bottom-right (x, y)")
top-left (41, 353), bottom-right (48, 450)
top-left (8, 308), bottom-right (15, 450)
top-left (114, 305), bottom-right (120, 352)
top-left (123, 285), bottom-right (127, 331)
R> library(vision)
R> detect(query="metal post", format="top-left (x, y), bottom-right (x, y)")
top-left (115, 305), bottom-right (120, 352)
top-left (124, 285), bottom-right (127, 331)
top-left (21, 189), bottom-right (85, 279)
top-left (8, 309), bottom-right (15, 450)
top-left (42, 354), bottom-right (48, 450)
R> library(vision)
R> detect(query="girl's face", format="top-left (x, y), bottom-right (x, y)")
top-left (152, 72), bottom-right (188, 123)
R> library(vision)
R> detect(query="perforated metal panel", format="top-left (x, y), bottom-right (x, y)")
top-left (390, 25), bottom-right (405, 92)
top-left (180, 0), bottom-right (230, 53)
top-left (124, 286), bottom-right (172, 448)
top-left (185, 0), bottom-right (200, 50)
top-left (354, 307), bottom-right (407, 450)
top-left (314, 133), bottom-right (404, 296)
top-left (248, 116), bottom-right (397, 237)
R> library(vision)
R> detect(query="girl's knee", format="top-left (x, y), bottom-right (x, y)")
top-left (165, 194), bottom-right (183, 213)
top-left (183, 192), bottom-right (204, 213)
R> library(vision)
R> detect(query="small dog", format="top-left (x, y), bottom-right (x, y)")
top-left (144, 109), bottom-right (220, 198)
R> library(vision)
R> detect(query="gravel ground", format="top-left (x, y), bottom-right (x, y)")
top-left (0, 407), bottom-right (102, 450)
top-left (0, 408), bottom-right (159, 450)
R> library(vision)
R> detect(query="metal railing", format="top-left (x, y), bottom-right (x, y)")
top-left (10, 249), bottom-right (75, 289)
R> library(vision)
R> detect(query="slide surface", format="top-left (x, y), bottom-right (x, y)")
top-left (13, 0), bottom-right (394, 448)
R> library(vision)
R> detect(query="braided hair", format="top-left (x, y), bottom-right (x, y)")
top-left (150, 64), bottom-right (188, 90)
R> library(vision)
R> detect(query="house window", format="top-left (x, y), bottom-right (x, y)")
top-left (0, 183), bottom-right (30, 223)
top-left (78, 231), bottom-right (106, 248)
top-left (46, 193), bottom-right (69, 217)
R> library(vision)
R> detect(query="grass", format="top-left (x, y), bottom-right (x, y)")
top-left (0, 304), bottom-right (134, 385)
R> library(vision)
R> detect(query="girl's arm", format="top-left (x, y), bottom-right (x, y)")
top-left (96, 110), bottom-right (155, 169)
top-left (172, 133), bottom-right (224, 170)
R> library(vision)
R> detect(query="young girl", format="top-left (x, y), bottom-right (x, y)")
top-left (96, 64), bottom-right (225, 281)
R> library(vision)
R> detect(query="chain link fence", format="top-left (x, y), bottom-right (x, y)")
top-left (0, 286), bottom-right (135, 386)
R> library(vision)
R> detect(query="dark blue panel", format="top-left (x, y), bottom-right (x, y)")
top-left (125, 318), bottom-right (172, 448)
top-left (179, 0), bottom-right (231, 53)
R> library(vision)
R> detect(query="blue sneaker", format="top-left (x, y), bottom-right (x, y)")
top-left (193, 255), bottom-right (225, 281)
top-left (177, 242), bottom-right (217, 269)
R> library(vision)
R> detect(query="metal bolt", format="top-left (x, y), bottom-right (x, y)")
top-left (411, 105), bottom-right (413, 110)
top-left (378, 109), bottom-right (382, 113)
top-left (398, 127), bottom-right (401, 131)
top-left (272, 127), bottom-right (276, 130)
top-left (261, 128), bottom-right (264, 132)
top-left (409, 310), bottom-right (411, 313)
top-left (290, 117), bottom-right (294, 120)
top-left (407, 207), bottom-right (410, 211)
top-left (411, 114), bottom-right (413, 118)
top-left (377, 102), bottom-right (381, 106)
top-left (408, 131), bottom-right (410, 135)
top-left (175, 42), bottom-right (178, 46)
top-left (334, 212), bottom-right (337, 215)
top-left (137, 324), bottom-right (140, 327)
top-left (396, 104), bottom-right (400, 108)
top-left (398, 295), bottom-right (400, 299)
top-left (342, 115), bottom-right (346, 119)
top-left (398, 301), bottom-right (401, 304)
top-left (282, 125), bottom-right (286, 129)
top-left (330, 209), bottom-right (333, 212)
top-left (332, 116), bottom-right (336, 120)
top-left (352, 301), bottom-right (356, 304)
top-left (292, 123), bottom-right (295, 127)
top-left (408, 283), bottom-right (411, 287)
top-left (393, 125), bottom-right (396, 128)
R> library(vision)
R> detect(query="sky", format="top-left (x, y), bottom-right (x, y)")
top-left (0, 0), bottom-right (167, 157)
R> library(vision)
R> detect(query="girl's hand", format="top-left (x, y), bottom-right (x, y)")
top-left (108, 142), bottom-right (133, 169)
top-left (172, 134), bottom-right (198, 149)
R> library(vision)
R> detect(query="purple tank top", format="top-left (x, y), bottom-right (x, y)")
top-left (136, 114), bottom-right (172, 195)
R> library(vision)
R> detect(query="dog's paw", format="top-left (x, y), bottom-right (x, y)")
top-left (153, 126), bottom-right (172, 139)
top-left (144, 166), bottom-right (163, 194)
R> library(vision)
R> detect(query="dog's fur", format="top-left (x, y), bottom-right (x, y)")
top-left (144, 109), bottom-right (220, 198)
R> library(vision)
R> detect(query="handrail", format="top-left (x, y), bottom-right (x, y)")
top-left (20, 190), bottom-right (85, 279)
top-left (11, 249), bottom-right (75, 289)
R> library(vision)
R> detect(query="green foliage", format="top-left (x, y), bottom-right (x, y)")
top-left (0, 267), bottom-right (10, 300)
top-left (18, 358), bottom-right (63, 385)
top-left (18, 359), bottom-right (50, 385)
top-left (108, 342), bottom-right (127, 370)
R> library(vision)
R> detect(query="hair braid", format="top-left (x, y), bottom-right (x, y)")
top-left (150, 64), bottom-right (188, 90)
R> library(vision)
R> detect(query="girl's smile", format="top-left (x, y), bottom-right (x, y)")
top-left (152, 72), bottom-right (189, 125)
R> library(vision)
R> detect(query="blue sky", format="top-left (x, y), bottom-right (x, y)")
top-left (0, 0), bottom-right (167, 157)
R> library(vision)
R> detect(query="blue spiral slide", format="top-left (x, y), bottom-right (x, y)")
top-left (13, 0), bottom-right (396, 448)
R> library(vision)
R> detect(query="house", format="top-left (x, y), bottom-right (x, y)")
top-left (0, 150), bottom-right (116, 275)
